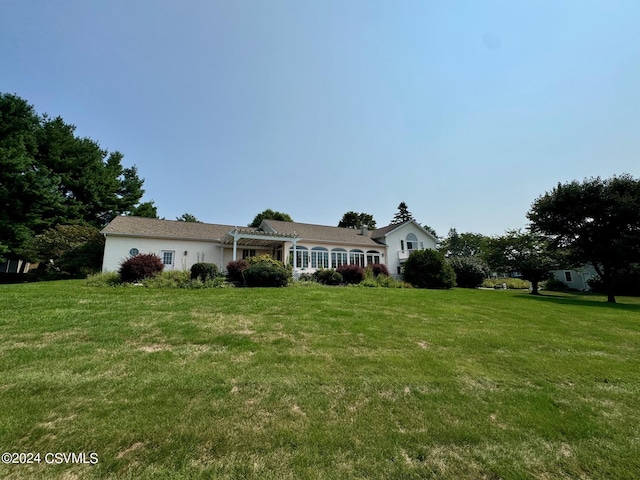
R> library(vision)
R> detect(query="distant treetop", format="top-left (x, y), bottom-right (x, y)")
top-left (249, 209), bottom-right (293, 228)
top-left (390, 202), bottom-right (415, 225)
top-left (338, 211), bottom-right (377, 229)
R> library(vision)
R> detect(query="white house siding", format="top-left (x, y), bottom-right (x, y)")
top-left (384, 223), bottom-right (438, 278)
top-left (551, 266), bottom-right (598, 291)
top-left (102, 236), bottom-right (221, 273)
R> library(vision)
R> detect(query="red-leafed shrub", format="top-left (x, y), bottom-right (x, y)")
top-left (119, 253), bottom-right (164, 283)
top-left (336, 264), bottom-right (365, 284)
top-left (368, 263), bottom-right (389, 277)
top-left (226, 259), bottom-right (247, 283)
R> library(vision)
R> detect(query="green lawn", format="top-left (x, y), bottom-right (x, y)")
top-left (1, 281), bottom-right (639, 479)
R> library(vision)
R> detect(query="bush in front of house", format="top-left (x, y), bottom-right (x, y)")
top-left (367, 263), bottom-right (389, 277)
top-left (542, 277), bottom-right (570, 292)
top-left (190, 263), bottom-right (219, 282)
top-left (403, 249), bottom-right (456, 289)
top-left (447, 256), bottom-right (487, 288)
top-left (243, 259), bottom-right (289, 287)
top-left (336, 264), bottom-right (366, 284)
top-left (119, 253), bottom-right (164, 283)
top-left (226, 259), bottom-right (247, 283)
top-left (482, 277), bottom-right (531, 289)
top-left (314, 269), bottom-right (343, 286)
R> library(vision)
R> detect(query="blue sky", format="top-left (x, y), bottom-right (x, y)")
top-left (2, 1), bottom-right (639, 236)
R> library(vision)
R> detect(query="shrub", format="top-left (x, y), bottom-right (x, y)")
top-left (248, 254), bottom-right (293, 278)
top-left (241, 254), bottom-right (290, 287)
top-left (85, 271), bottom-right (121, 287)
top-left (336, 264), bottom-right (366, 284)
top-left (482, 277), bottom-right (531, 289)
top-left (543, 277), bottom-right (570, 292)
top-left (368, 263), bottom-right (389, 277)
top-left (143, 270), bottom-right (192, 288)
top-left (190, 263), bottom-right (219, 282)
top-left (314, 269), bottom-right (343, 286)
top-left (447, 256), bottom-right (487, 288)
top-left (297, 272), bottom-right (316, 282)
top-left (403, 249), bottom-right (456, 289)
top-left (119, 253), bottom-right (164, 283)
top-left (243, 262), bottom-right (289, 287)
top-left (226, 259), bottom-right (247, 283)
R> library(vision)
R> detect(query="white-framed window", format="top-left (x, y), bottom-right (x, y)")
top-left (367, 250), bottom-right (381, 265)
top-left (289, 246), bottom-right (309, 268)
top-left (400, 240), bottom-right (405, 252)
top-left (406, 233), bottom-right (418, 251)
top-left (564, 271), bottom-right (573, 282)
top-left (331, 248), bottom-right (348, 268)
top-left (311, 247), bottom-right (329, 269)
top-left (349, 249), bottom-right (365, 267)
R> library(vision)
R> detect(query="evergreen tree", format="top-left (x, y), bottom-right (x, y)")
top-left (390, 202), bottom-right (415, 225)
top-left (0, 93), bottom-right (152, 259)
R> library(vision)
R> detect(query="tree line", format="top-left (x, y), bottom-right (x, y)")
top-left (3, 94), bottom-right (638, 301)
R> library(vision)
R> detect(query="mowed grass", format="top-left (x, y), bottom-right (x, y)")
top-left (0, 282), bottom-right (639, 479)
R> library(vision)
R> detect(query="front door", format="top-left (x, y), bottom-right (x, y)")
top-left (161, 250), bottom-right (175, 270)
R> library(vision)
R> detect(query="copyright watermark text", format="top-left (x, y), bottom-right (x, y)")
top-left (2, 452), bottom-right (98, 465)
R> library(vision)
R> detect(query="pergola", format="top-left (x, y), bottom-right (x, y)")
top-left (223, 228), bottom-right (302, 267)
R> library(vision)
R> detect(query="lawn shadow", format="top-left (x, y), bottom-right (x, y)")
top-left (518, 292), bottom-right (640, 312)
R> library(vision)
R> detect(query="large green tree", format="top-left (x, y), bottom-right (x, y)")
top-left (485, 230), bottom-right (559, 295)
top-left (0, 93), bottom-right (152, 259)
top-left (249, 209), bottom-right (293, 228)
top-left (439, 228), bottom-right (489, 258)
top-left (338, 211), bottom-right (376, 229)
top-left (528, 174), bottom-right (640, 303)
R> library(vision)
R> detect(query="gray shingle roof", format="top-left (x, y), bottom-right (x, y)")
top-left (101, 216), bottom-right (408, 247)
top-left (263, 220), bottom-right (383, 247)
top-left (101, 216), bottom-right (243, 241)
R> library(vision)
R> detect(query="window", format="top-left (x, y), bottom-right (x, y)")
top-left (289, 246), bottom-right (309, 268)
top-left (406, 233), bottom-right (418, 251)
top-left (349, 249), bottom-right (365, 267)
top-left (311, 247), bottom-right (329, 269)
top-left (564, 271), bottom-right (573, 282)
top-left (129, 248), bottom-right (139, 256)
top-left (400, 240), bottom-right (405, 251)
top-left (367, 250), bottom-right (381, 265)
top-left (331, 248), bottom-right (348, 268)
top-left (242, 249), bottom-right (256, 259)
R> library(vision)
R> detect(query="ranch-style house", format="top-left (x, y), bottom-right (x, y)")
top-left (101, 216), bottom-right (438, 278)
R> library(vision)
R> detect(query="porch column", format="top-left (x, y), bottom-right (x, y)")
top-left (292, 240), bottom-right (297, 269)
top-left (232, 233), bottom-right (238, 261)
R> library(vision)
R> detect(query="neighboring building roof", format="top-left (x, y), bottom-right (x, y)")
top-left (101, 216), bottom-right (244, 241)
top-left (262, 219), bottom-right (384, 247)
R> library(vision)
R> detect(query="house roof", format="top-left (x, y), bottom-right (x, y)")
top-left (371, 220), bottom-right (438, 242)
top-left (101, 216), bottom-right (432, 247)
top-left (101, 216), bottom-right (243, 241)
top-left (262, 219), bottom-right (384, 247)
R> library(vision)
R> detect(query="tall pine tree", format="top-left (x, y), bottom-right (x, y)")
top-left (390, 202), bottom-right (415, 225)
